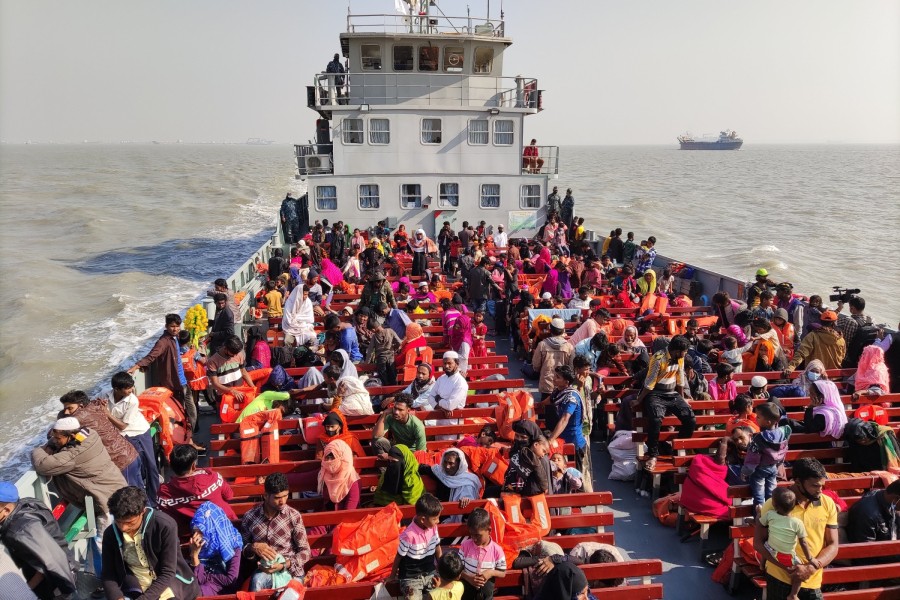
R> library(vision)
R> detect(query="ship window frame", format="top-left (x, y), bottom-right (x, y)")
top-left (473, 47), bottom-right (494, 74)
top-left (342, 118), bottom-right (364, 145)
top-left (493, 119), bottom-right (514, 146)
top-left (421, 118), bottom-right (442, 145)
top-left (361, 44), bottom-right (382, 71)
top-left (369, 118), bottom-right (390, 145)
top-left (400, 183), bottom-right (423, 209)
top-left (439, 182), bottom-right (459, 207)
top-left (480, 183), bottom-right (500, 209)
top-left (418, 45), bottom-right (439, 72)
top-left (393, 45), bottom-right (414, 71)
top-left (467, 119), bottom-right (489, 145)
top-left (520, 184), bottom-right (541, 209)
top-left (316, 185), bottom-right (338, 212)
top-left (443, 46), bottom-right (465, 73)
top-left (358, 184), bottom-right (380, 210)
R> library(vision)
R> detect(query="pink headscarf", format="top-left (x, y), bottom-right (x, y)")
top-left (320, 257), bottom-right (344, 288)
top-left (855, 345), bottom-right (889, 393)
top-left (541, 268), bottom-right (560, 296)
top-left (811, 379), bottom-right (847, 439)
top-left (450, 313), bottom-right (474, 350)
top-left (533, 246), bottom-right (552, 275)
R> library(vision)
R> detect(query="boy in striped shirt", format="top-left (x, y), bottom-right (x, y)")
top-left (392, 493), bottom-right (444, 600)
top-left (459, 508), bottom-right (506, 600)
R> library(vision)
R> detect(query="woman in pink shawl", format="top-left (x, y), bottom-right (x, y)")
top-left (679, 453), bottom-right (730, 520)
top-left (532, 246), bottom-right (552, 275)
top-left (449, 313), bottom-right (473, 375)
top-left (319, 257), bottom-right (344, 290)
top-left (803, 379), bottom-right (847, 438)
top-left (852, 345), bottom-right (890, 400)
top-left (540, 267), bottom-right (560, 297)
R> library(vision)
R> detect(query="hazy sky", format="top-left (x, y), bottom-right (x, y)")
top-left (1, 0), bottom-right (898, 144)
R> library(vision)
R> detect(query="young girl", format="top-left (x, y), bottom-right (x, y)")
top-left (710, 362), bottom-right (738, 403)
top-left (758, 487), bottom-right (814, 600)
top-left (554, 221), bottom-right (570, 257)
top-left (726, 393), bottom-right (760, 433)
top-left (472, 311), bottom-right (488, 358)
top-left (657, 267), bottom-right (675, 298)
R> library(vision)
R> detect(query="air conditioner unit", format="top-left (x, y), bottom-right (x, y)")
top-left (303, 154), bottom-right (332, 172)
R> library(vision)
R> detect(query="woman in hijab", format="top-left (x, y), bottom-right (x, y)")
top-left (503, 420), bottom-right (551, 497)
top-left (404, 363), bottom-right (436, 409)
top-left (189, 502), bottom-right (243, 596)
top-left (450, 313), bottom-right (474, 376)
top-left (374, 444), bottom-right (425, 506)
top-left (793, 379), bottom-right (847, 438)
top-left (616, 326), bottom-right (645, 352)
top-left (296, 348), bottom-right (358, 388)
top-left (844, 418), bottom-right (900, 472)
top-left (282, 284), bottom-right (316, 347)
top-left (441, 296), bottom-right (463, 342)
top-left (318, 439), bottom-right (361, 510)
top-left (396, 322), bottom-right (427, 367)
top-left (535, 561), bottom-right (592, 600)
top-left (742, 318), bottom-right (787, 372)
top-left (244, 325), bottom-right (271, 370)
top-left (409, 229), bottom-right (429, 277)
top-left (334, 376), bottom-right (373, 416)
top-left (426, 448), bottom-right (483, 520)
top-left (852, 345), bottom-right (890, 400)
top-left (636, 269), bottom-right (657, 297)
top-left (393, 224), bottom-right (409, 248)
top-left (314, 410), bottom-right (363, 457)
top-left (533, 246), bottom-right (553, 275)
top-left (541, 266), bottom-right (561, 297)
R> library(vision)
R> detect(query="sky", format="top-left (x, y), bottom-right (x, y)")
top-left (1, 0), bottom-right (898, 145)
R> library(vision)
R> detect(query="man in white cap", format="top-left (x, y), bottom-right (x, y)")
top-left (533, 318), bottom-right (575, 409)
top-left (31, 417), bottom-right (126, 526)
top-left (539, 291), bottom-right (554, 308)
top-left (749, 375), bottom-right (770, 400)
top-left (426, 351), bottom-right (469, 439)
top-left (493, 224), bottom-right (508, 250)
top-left (0, 481), bottom-right (77, 599)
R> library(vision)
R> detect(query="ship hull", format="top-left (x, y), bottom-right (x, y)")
top-left (678, 140), bottom-right (743, 150)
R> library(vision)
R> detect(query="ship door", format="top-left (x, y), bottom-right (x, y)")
top-left (433, 210), bottom-right (459, 235)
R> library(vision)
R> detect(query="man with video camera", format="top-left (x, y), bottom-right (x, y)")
top-left (833, 292), bottom-right (876, 368)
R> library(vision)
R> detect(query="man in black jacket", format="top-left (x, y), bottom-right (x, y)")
top-left (102, 486), bottom-right (200, 600)
top-left (846, 479), bottom-right (900, 563)
top-left (0, 482), bottom-right (77, 600)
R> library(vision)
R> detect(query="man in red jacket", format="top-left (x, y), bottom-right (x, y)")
top-left (156, 444), bottom-right (236, 535)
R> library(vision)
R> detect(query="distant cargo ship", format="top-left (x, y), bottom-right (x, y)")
top-left (677, 130), bottom-right (743, 150)
top-left (246, 137), bottom-right (274, 145)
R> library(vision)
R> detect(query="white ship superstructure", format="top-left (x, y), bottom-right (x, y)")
top-left (294, 0), bottom-right (558, 237)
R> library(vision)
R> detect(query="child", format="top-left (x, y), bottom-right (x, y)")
top-left (392, 493), bottom-right (444, 600)
top-left (366, 317), bottom-right (402, 386)
top-left (104, 371), bottom-right (159, 502)
top-left (751, 290), bottom-right (776, 322)
top-left (622, 231), bottom-right (637, 266)
top-left (726, 394), bottom-right (760, 434)
top-left (709, 363), bottom-right (738, 403)
top-left (459, 508), bottom-right (506, 600)
top-left (741, 403), bottom-right (791, 506)
top-left (263, 280), bottom-right (283, 324)
top-left (429, 551), bottom-right (465, 600)
top-left (720, 336), bottom-right (753, 373)
top-left (549, 452), bottom-right (583, 495)
top-left (758, 487), bottom-right (814, 600)
top-left (306, 273), bottom-right (323, 304)
top-left (472, 311), bottom-right (488, 358)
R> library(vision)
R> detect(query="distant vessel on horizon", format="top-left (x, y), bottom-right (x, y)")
top-left (677, 130), bottom-right (743, 150)
top-left (246, 137), bottom-right (274, 145)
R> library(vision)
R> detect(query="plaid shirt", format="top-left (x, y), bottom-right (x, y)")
top-left (835, 313), bottom-right (870, 344)
top-left (241, 504), bottom-right (310, 578)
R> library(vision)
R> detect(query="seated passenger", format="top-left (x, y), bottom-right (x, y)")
top-left (843, 418), bottom-right (900, 472)
top-left (523, 139), bottom-right (544, 173)
top-left (846, 480), bottom-right (900, 561)
top-left (374, 394), bottom-right (428, 453)
top-left (241, 473), bottom-right (310, 591)
top-left (425, 448), bottom-right (482, 518)
top-left (317, 410), bottom-right (365, 459)
top-left (102, 486), bottom-right (200, 600)
top-left (189, 502), bottom-right (242, 596)
top-left (157, 444), bottom-right (236, 533)
top-left (374, 444), bottom-right (425, 507)
top-left (404, 364), bottom-right (437, 410)
top-left (318, 439), bottom-right (361, 511)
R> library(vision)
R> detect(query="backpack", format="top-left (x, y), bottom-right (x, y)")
top-left (844, 323), bottom-right (879, 368)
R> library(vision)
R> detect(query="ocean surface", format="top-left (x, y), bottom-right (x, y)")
top-left (0, 143), bottom-right (898, 476)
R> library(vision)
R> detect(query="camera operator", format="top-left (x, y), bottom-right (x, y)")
top-left (835, 296), bottom-right (876, 368)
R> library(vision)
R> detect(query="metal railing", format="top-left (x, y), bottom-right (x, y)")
top-left (521, 145), bottom-right (560, 176)
top-left (311, 73), bottom-right (540, 109)
top-left (346, 12), bottom-right (504, 37)
top-left (294, 144), bottom-right (334, 177)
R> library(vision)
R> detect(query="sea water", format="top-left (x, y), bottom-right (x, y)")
top-left (0, 143), bottom-right (897, 475)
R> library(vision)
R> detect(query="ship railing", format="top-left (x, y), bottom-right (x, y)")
top-left (521, 145), bottom-right (560, 176)
top-left (294, 144), bottom-right (335, 177)
top-left (311, 73), bottom-right (540, 110)
top-left (346, 12), bottom-right (504, 37)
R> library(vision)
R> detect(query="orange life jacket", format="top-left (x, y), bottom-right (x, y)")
top-left (501, 492), bottom-right (551, 537)
top-left (332, 503), bottom-right (403, 583)
top-left (239, 409), bottom-right (282, 464)
top-left (180, 348), bottom-right (209, 391)
top-left (137, 387), bottom-right (188, 459)
top-left (219, 386), bottom-right (257, 424)
top-left (493, 390), bottom-right (536, 441)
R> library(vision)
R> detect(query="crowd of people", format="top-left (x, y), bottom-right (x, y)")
top-left (3, 186), bottom-right (898, 600)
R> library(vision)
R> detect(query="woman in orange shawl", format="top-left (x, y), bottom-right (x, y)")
top-left (316, 410), bottom-right (365, 459)
top-left (396, 322), bottom-right (427, 367)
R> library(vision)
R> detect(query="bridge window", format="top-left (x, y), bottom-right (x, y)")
top-left (401, 184), bottom-right (422, 209)
top-left (359, 184), bottom-right (380, 210)
top-left (393, 45), bottom-right (413, 71)
top-left (342, 118), bottom-right (363, 145)
top-left (369, 118), bottom-right (390, 145)
top-left (493, 120), bottom-right (514, 145)
top-left (439, 183), bottom-right (459, 207)
top-left (316, 186), bottom-right (337, 211)
top-left (480, 183), bottom-right (500, 208)
top-left (421, 118), bottom-right (442, 144)
top-left (468, 119), bottom-right (488, 145)
top-left (443, 47), bottom-right (464, 72)
top-left (520, 185), bottom-right (541, 209)
top-left (419, 46), bottom-right (439, 72)
top-left (474, 47), bottom-right (494, 74)
top-left (361, 44), bottom-right (382, 70)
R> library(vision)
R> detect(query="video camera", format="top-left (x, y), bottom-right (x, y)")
top-left (829, 286), bottom-right (860, 303)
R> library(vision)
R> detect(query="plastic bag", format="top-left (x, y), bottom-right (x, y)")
top-left (608, 429), bottom-right (638, 481)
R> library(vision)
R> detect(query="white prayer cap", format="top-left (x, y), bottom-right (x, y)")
top-left (53, 417), bottom-right (81, 431)
top-left (550, 317), bottom-right (566, 330)
top-left (541, 292), bottom-right (552, 300)
top-left (443, 351), bottom-right (460, 360)
top-left (750, 376), bottom-right (768, 388)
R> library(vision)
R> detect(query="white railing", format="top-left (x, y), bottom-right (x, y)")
top-left (521, 145), bottom-right (560, 176)
top-left (346, 12), bottom-right (504, 37)
top-left (311, 73), bottom-right (540, 109)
